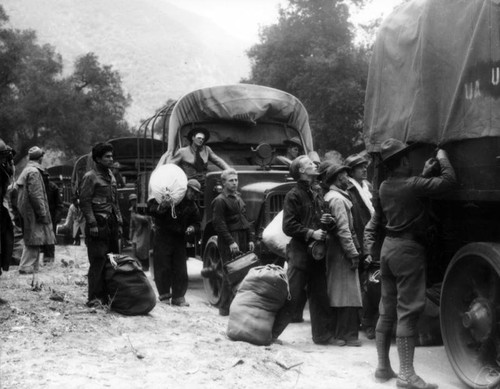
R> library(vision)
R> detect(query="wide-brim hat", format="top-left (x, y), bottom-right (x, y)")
top-left (324, 164), bottom-right (349, 184)
top-left (186, 127), bottom-right (210, 143)
top-left (187, 178), bottom-right (202, 193)
top-left (283, 136), bottom-right (302, 148)
top-left (345, 154), bottom-right (369, 169)
top-left (317, 160), bottom-right (335, 177)
top-left (28, 146), bottom-right (44, 160)
top-left (380, 138), bottom-right (416, 163)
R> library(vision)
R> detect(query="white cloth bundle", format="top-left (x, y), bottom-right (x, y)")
top-left (148, 164), bottom-right (188, 212)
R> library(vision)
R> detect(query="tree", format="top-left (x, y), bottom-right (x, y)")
top-left (244, 0), bottom-right (369, 156)
top-left (0, 6), bottom-right (131, 160)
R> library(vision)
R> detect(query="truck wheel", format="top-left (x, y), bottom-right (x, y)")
top-left (202, 236), bottom-right (223, 306)
top-left (441, 242), bottom-right (500, 389)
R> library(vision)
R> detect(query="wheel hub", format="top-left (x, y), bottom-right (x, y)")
top-left (462, 297), bottom-right (494, 343)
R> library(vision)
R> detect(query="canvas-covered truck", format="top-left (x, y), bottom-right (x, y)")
top-left (154, 84), bottom-right (319, 306)
top-left (364, 1), bottom-right (500, 387)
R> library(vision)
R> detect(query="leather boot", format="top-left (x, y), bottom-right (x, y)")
top-left (396, 336), bottom-right (437, 389)
top-left (374, 331), bottom-right (397, 382)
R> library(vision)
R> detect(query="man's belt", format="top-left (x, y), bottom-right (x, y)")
top-left (386, 231), bottom-right (419, 241)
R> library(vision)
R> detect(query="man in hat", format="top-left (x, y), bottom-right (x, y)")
top-left (211, 168), bottom-right (254, 316)
top-left (365, 138), bottom-right (456, 388)
top-left (345, 153), bottom-right (377, 339)
top-left (129, 193), bottom-right (152, 271)
top-left (17, 146), bottom-right (56, 275)
top-left (274, 136), bottom-right (303, 166)
top-left (323, 163), bottom-right (362, 346)
top-left (168, 127), bottom-right (229, 190)
top-left (271, 156), bottom-right (335, 344)
top-left (0, 138), bottom-right (15, 303)
top-left (147, 179), bottom-right (201, 307)
top-left (79, 142), bottom-right (123, 307)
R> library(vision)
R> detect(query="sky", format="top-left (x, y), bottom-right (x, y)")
top-left (169, 0), bottom-right (403, 44)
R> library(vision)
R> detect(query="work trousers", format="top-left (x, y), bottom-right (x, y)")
top-left (218, 230), bottom-right (250, 314)
top-left (334, 307), bottom-right (359, 341)
top-left (19, 245), bottom-right (42, 272)
top-left (272, 255), bottom-right (334, 344)
top-left (153, 231), bottom-right (188, 300)
top-left (85, 215), bottom-right (120, 303)
top-left (376, 237), bottom-right (426, 338)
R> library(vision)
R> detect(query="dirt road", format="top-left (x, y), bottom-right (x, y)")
top-left (0, 244), bottom-right (466, 389)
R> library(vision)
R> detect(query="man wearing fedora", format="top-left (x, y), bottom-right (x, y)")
top-left (271, 156), bottom-right (335, 344)
top-left (366, 138), bottom-right (456, 389)
top-left (147, 179), bottom-right (201, 307)
top-left (323, 163), bottom-right (363, 346)
top-left (17, 146), bottom-right (56, 275)
top-left (345, 153), bottom-right (377, 339)
top-left (168, 127), bottom-right (229, 191)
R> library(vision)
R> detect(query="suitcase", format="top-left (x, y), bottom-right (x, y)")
top-left (223, 252), bottom-right (260, 285)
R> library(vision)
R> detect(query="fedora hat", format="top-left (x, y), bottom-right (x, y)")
top-left (345, 154), bottom-right (369, 169)
top-left (186, 127), bottom-right (210, 144)
top-left (284, 137), bottom-right (302, 148)
top-left (28, 146), bottom-right (44, 160)
top-left (324, 164), bottom-right (349, 184)
top-left (380, 138), bottom-right (415, 163)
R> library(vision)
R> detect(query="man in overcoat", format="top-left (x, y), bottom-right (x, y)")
top-left (17, 146), bottom-right (55, 274)
top-left (365, 139), bottom-right (456, 389)
top-left (324, 164), bottom-right (362, 347)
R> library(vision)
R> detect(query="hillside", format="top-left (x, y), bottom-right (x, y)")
top-left (1, 0), bottom-right (253, 126)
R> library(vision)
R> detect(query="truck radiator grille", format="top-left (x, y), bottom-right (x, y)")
top-left (268, 193), bottom-right (285, 222)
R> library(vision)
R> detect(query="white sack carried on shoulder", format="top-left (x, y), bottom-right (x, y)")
top-left (262, 210), bottom-right (290, 258)
top-left (148, 164), bottom-right (188, 207)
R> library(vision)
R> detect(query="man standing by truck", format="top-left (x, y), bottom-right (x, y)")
top-left (79, 142), bottom-right (122, 307)
top-left (271, 156), bottom-right (335, 345)
top-left (212, 168), bottom-right (254, 316)
top-left (366, 138), bottom-right (456, 389)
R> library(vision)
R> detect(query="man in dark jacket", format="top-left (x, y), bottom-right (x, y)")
top-left (79, 142), bottom-right (123, 307)
top-left (42, 177), bottom-right (64, 264)
top-left (148, 179), bottom-right (201, 307)
top-left (271, 156), bottom-right (335, 344)
top-left (365, 139), bottom-right (456, 389)
top-left (212, 168), bottom-right (254, 316)
top-left (0, 138), bottom-right (15, 303)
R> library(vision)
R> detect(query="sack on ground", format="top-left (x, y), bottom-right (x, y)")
top-left (104, 254), bottom-right (156, 315)
top-left (262, 210), bottom-right (290, 258)
top-left (227, 265), bottom-right (289, 345)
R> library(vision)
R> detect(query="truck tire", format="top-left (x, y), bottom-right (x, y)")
top-left (441, 242), bottom-right (500, 389)
top-left (202, 236), bottom-right (223, 306)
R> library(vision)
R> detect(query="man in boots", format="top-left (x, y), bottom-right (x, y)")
top-left (365, 139), bottom-right (456, 389)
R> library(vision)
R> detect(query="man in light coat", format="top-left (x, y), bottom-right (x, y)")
top-left (324, 164), bottom-right (362, 347)
top-left (17, 146), bottom-right (55, 274)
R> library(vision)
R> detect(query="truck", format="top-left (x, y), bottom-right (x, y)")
top-left (154, 84), bottom-right (318, 306)
top-left (364, 1), bottom-right (500, 387)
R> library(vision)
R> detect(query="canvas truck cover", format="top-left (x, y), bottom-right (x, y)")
top-left (165, 84), bottom-right (314, 156)
top-left (364, 0), bottom-right (500, 152)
